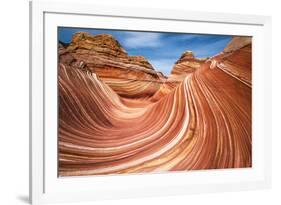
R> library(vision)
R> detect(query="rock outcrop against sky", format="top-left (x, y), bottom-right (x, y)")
top-left (58, 32), bottom-right (252, 176)
top-left (60, 32), bottom-right (166, 98)
top-left (151, 50), bottom-right (207, 101)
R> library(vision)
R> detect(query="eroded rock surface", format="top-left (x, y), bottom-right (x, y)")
top-left (60, 32), bottom-right (165, 98)
top-left (58, 35), bottom-right (252, 176)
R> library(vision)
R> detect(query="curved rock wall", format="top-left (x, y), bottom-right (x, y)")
top-left (58, 36), bottom-right (252, 176)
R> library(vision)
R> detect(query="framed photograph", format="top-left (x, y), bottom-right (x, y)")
top-left (30, 0), bottom-right (272, 204)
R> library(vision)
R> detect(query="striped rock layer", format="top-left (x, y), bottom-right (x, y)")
top-left (150, 51), bottom-right (207, 101)
top-left (58, 36), bottom-right (252, 176)
top-left (60, 32), bottom-right (166, 99)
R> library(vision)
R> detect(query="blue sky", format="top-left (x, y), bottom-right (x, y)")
top-left (58, 27), bottom-right (232, 76)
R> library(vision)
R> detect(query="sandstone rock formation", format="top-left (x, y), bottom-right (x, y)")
top-left (223, 36), bottom-right (252, 53)
top-left (151, 51), bottom-right (207, 101)
top-left (61, 32), bottom-right (165, 98)
top-left (169, 50), bottom-right (207, 82)
top-left (58, 35), bottom-right (252, 176)
top-left (208, 36), bottom-right (252, 86)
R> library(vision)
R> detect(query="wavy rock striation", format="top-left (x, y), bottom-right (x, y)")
top-left (60, 32), bottom-right (165, 98)
top-left (151, 51), bottom-right (207, 101)
top-left (58, 35), bottom-right (252, 176)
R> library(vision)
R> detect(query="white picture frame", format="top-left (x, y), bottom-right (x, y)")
top-left (29, 0), bottom-right (272, 204)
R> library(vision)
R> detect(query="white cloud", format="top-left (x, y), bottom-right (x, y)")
top-left (149, 59), bottom-right (176, 76)
top-left (123, 32), bottom-right (163, 48)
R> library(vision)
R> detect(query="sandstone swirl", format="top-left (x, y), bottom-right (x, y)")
top-left (58, 34), bottom-right (252, 176)
top-left (60, 32), bottom-right (165, 99)
top-left (151, 50), bottom-right (207, 101)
